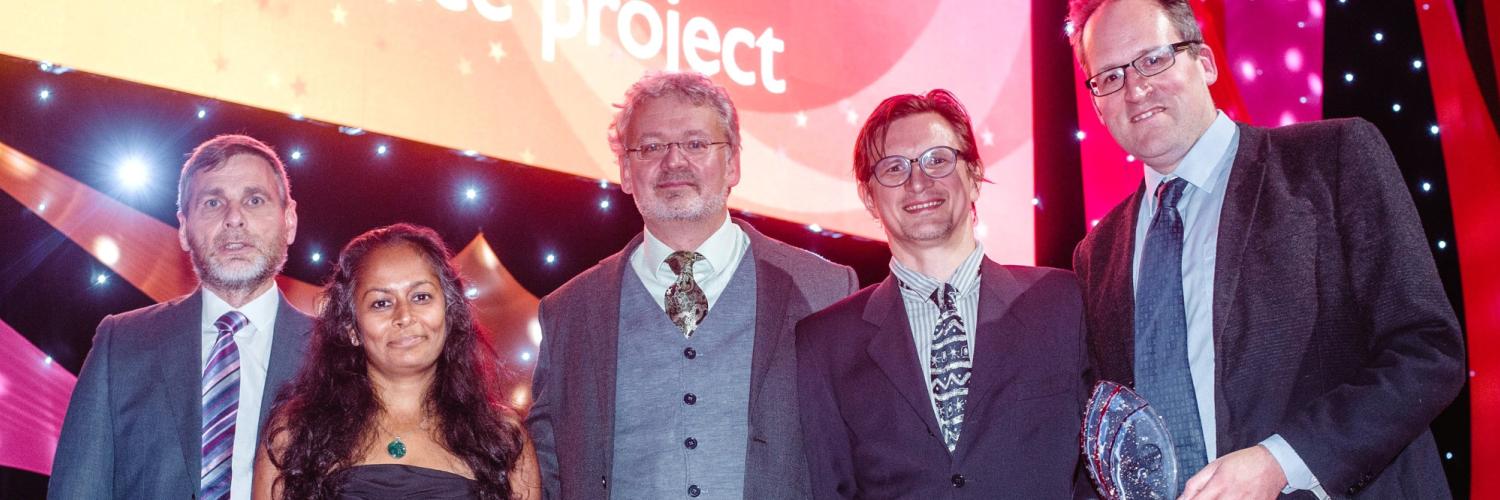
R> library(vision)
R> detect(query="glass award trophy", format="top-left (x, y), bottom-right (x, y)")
top-left (1082, 381), bottom-right (1179, 500)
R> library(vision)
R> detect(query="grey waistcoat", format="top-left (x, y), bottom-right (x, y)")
top-left (611, 249), bottom-right (758, 500)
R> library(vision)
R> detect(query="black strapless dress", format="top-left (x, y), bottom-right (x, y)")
top-left (339, 463), bottom-right (477, 499)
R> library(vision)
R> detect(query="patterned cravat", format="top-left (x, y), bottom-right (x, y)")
top-left (201, 310), bottom-right (246, 500)
top-left (929, 283), bottom-right (971, 453)
top-left (664, 251), bottom-right (709, 338)
top-left (1134, 177), bottom-right (1209, 489)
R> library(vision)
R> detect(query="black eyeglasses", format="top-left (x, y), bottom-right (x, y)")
top-left (625, 140), bottom-right (731, 162)
top-left (1085, 41), bottom-right (1202, 97)
top-left (871, 146), bottom-right (963, 188)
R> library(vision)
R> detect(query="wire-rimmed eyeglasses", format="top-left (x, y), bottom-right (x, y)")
top-left (625, 140), bottom-right (731, 162)
top-left (871, 145), bottom-right (963, 188)
top-left (1085, 41), bottom-right (1202, 97)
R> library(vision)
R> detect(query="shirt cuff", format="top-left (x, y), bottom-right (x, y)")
top-left (1260, 434), bottom-right (1329, 499)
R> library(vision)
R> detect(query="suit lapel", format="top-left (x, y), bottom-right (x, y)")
top-left (862, 277), bottom-right (944, 444)
top-left (956, 259), bottom-right (1025, 458)
top-left (587, 237), bottom-right (635, 474)
top-left (740, 221), bottom-right (791, 410)
top-left (159, 291), bottom-right (205, 485)
top-left (260, 294), bottom-right (310, 432)
top-left (1096, 185), bottom-right (1145, 386)
top-left (1212, 124), bottom-right (1267, 347)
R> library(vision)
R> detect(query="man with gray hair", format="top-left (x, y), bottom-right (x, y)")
top-left (526, 71), bottom-right (858, 499)
top-left (50, 135), bottom-right (313, 499)
top-left (1067, 0), bottom-right (1464, 498)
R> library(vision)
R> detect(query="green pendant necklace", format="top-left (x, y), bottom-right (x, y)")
top-left (387, 436), bottom-right (407, 459)
top-left (378, 413), bottom-right (429, 460)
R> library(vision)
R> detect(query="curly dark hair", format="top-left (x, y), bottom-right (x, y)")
top-left (264, 223), bottom-right (523, 499)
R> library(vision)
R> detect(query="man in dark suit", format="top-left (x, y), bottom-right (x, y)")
top-left (524, 71), bottom-right (858, 500)
top-left (1068, 1), bottom-right (1466, 498)
top-left (49, 135), bottom-right (313, 500)
top-left (795, 89), bottom-right (1089, 498)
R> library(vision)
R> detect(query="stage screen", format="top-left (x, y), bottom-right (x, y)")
top-left (0, 0), bottom-right (1037, 264)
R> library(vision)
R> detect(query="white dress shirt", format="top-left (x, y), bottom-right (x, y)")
top-left (200, 286), bottom-right (280, 500)
top-left (629, 214), bottom-right (751, 312)
top-left (1131, 111), bottom-right (1325, 498)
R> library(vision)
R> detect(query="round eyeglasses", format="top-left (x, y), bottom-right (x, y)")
top-left (625, 140), bottom-right (731, 162)
top-left (1086, 41), bottom-right (1202, 97)
top-left (871, 146), bottom-right (963, 188)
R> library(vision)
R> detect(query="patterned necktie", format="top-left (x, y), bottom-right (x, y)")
top-left (1133, 177), bottom-right (1209, 488)
top-left (202, 311), bottom-right (246, 500)
top-left (664, 251), bottom-right (708, 338)
top-left (929, 283), bottom-right (971, 453)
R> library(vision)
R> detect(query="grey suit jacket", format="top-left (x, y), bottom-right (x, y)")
top-left (1073, 118), bottom-right (1465, 498)
top-left (48, 289), bottom-right (314, 499)
top-left (525, 218), bottom-right (859, 500)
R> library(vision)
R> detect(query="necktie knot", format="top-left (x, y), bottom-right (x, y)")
top-left (666, 251), bottom-right (704, 277)
top-left (1156, 177), bottom-right (1189, 211)
top-left (928, 283), bottom-right (959, 312)
top-left (214, 310), bottom-right (248, 339)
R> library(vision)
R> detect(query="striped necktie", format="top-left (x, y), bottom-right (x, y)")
top-left (202, 310), bottom-right (246, 500)
top-left (929, 283), bottom-right (971, 453)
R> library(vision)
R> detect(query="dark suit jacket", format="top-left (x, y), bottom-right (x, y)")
top-left (1072, 118), bottom-right (1466, 498)
top-left (48, 290), bottom-right (313, 499)
top-left (796, 258), bottom-right (1089, 499)
top-left (525, 218), bottom-right (859, 500)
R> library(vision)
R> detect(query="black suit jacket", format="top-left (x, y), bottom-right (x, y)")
top-left (48, 290), bottom-right (313, 499)
top-left (796, 258), bottom-right (1089, 499)
top-left (525, 218), bottom-right (859, 499)
top-left (1072, 118), bottom-right (1465, 498)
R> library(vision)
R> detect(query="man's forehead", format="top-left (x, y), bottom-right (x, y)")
top-left (188, 156), bottom-right (278, 192)
top-left (1082, 2), bottom-right (1178, 69)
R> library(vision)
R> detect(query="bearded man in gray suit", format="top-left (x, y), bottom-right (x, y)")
top-left (525, 71), bottom-right (859, 500)
top-left (49, 135), bottom-right (313, 500)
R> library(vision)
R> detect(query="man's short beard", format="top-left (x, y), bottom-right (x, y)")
top-left (642, 189), bottom-right (727, 222)
top-left (190, 244), bottom-right (287, 295)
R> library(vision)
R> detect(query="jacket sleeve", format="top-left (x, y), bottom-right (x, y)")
top-left (523, 300), bottom-right (563, 500)
top-left (795, 317), bottom-right (857, 499)
top-left (1275, 119), bottom-right (1466, 494)
top-left (47, 316), bottom-right (119, 500)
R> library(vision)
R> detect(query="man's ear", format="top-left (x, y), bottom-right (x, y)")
top-left (1196, 44), bottom-right (1219, 86)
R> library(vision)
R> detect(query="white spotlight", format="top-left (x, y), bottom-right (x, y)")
top-left (38, 89), bottom-right (51, 101)
top-left (465, 187), bottom-right (478, 200)
top-left (117, 157), bottom-right (150, 189)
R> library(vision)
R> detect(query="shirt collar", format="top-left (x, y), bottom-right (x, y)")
top-left (202, 285), bottom-right (281, 336)
top-left (1144, 110), bottom-right (1236, 198)
top-left (642, 213), bottom-right (741, 279)
top-left (888, 241), bottom-right (985, 302)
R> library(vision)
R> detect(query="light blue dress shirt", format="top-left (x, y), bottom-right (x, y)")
top-left (1131, 111), bottom-right (1326, 498)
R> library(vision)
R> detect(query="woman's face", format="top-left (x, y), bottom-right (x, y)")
top-left (351, 243), bottom-right (448, 378)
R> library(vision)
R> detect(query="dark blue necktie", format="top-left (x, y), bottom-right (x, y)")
top-left (1134, 177), bottom-right (1208, 488)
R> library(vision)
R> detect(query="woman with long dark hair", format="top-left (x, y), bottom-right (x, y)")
top-left (252, 223), bottom-right (539, 499)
